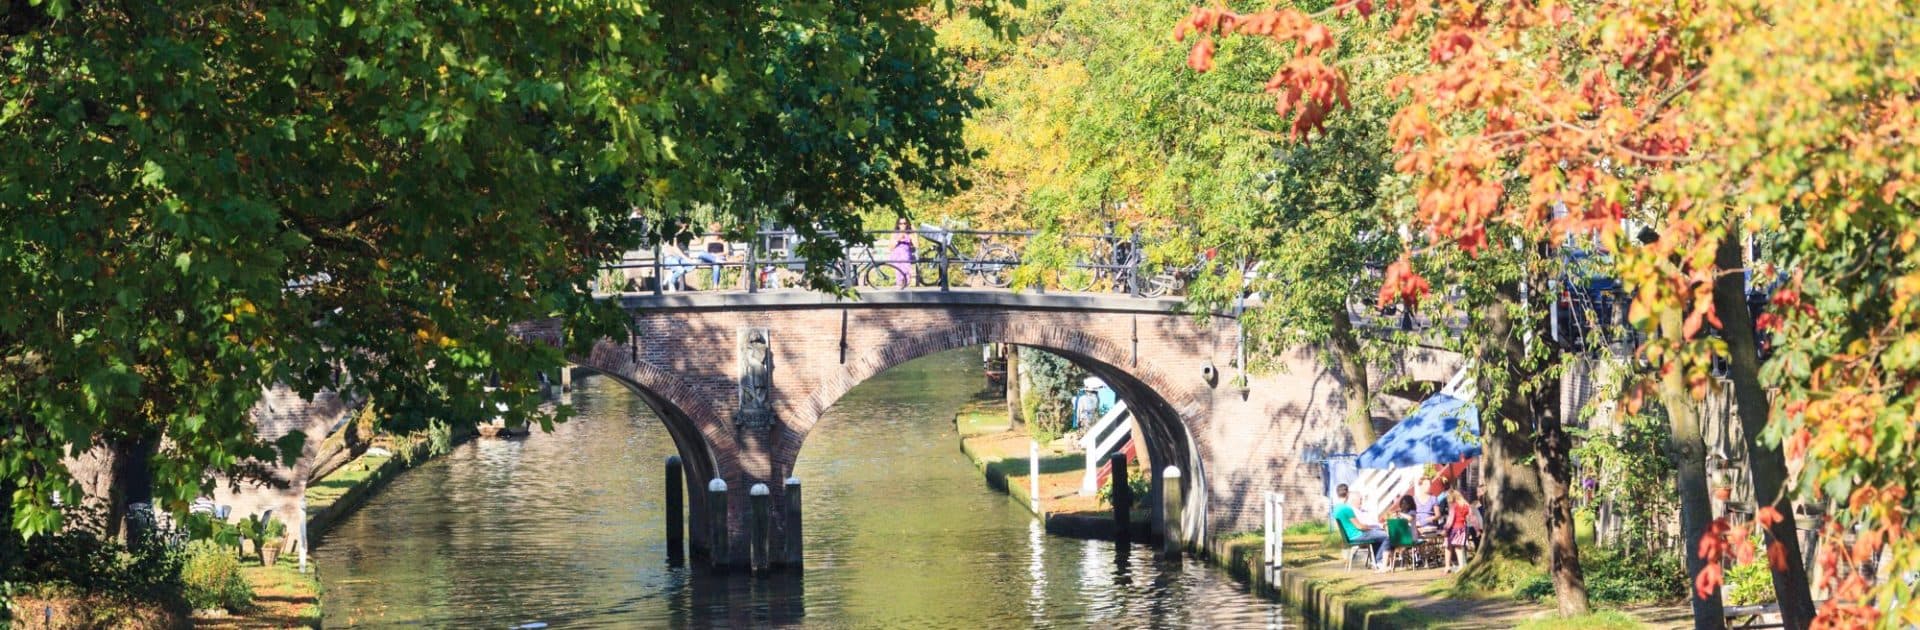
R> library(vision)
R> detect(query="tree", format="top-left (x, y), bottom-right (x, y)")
top-left (1174, 1), bottom-right (1597, 614)
top-left (0, 0), bottom-right (975, 541)
top-left (1177, 0), bottom-right (1916, 626)
top-left (920, 1), bottom-right (1402, 449)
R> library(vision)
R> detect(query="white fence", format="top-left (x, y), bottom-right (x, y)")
top-left (1078, 401), bottom-right (1132, 496)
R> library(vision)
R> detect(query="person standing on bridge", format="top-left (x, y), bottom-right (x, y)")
top-left (887, 217), bottom-right (915, 289)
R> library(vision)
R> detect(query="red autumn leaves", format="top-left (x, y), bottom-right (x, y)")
top-left (1174, 7), bottom-right (1348, 138)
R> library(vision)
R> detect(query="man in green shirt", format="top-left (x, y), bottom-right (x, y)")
top-left (1331, 483), bottom-right (1388, 567)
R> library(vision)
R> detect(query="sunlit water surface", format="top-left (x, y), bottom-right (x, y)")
top-left (315, 349), bottom-right (1292, 628)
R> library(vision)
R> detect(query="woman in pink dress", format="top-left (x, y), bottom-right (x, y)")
top-left (888, 217), bottom-right (915, 289)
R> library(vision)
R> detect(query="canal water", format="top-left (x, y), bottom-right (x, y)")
top-left (314, 349), bottom-right (1291, 627)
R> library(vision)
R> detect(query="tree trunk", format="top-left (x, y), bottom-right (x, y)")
top-left (1661, 308), bottom-right (1725, 629)
top-left (1005, 344), bottom-right (1024, 431)
top-left (101, 433), bottom-right (160, 546)
top-left (1328, 304), bottom-right (1377, 447)
top-left (1461, 282), bottom-right (1552, 584)
top-left (308, 407), bottom-right (373, 484)
top-left (1533, 373), bottom-right (1591, 616)
top-left (1711, 234), bottom-right (1815, 629)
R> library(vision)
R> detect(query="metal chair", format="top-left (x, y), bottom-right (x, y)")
top-left (1336, 519), bottom-right (1377, 570)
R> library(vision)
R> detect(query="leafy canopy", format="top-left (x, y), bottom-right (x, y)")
top-left (0, 0), bottom-right (976, 536)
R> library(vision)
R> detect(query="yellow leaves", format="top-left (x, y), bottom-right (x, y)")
top-left (220, 299), bottom-right (259, 323)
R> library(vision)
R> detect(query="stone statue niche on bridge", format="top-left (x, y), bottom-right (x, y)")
top-left (735, 327), bottom-right (776, 432)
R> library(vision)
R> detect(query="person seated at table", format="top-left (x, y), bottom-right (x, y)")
top-left (1413, 481), bottom-right (1445, 534)
top-left (1380, 495), bottom-right (1422, 572)
top-left (1331, 484), bottom-right (1389, 569)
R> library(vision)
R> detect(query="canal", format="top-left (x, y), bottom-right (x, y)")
top-left (314, 349), bottom-right (1291, 627)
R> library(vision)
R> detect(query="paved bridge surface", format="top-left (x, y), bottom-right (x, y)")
top-left (235, 287), bottom-right (1463, 565)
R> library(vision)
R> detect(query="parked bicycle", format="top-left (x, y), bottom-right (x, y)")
top-left (1059, 226), bottom-right (1144, 294)
top-left (863, 226), bottom-right (1019, 289)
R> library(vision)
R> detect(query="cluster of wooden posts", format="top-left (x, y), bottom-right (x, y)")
top-left (658, 451), bottom-right (1212, 574)
top-left (661, 455), bottom-right (803, 574)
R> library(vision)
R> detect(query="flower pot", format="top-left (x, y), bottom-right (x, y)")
top-left (261, 539), bottom-right (282, 567)
top-left (1712, 486), bottom-right (1733, 501)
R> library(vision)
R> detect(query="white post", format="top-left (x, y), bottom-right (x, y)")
top-left (1029, 440), bottom-right (1041, 514)
top-left (298, 494), bottom-right (310, 574)
top-left (1264, 492), bottom-right (1284, 585)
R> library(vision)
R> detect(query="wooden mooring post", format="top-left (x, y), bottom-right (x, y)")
top-left (665, 456), bottom-right (684, 565)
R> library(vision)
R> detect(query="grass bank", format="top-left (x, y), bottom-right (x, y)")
top-left (190, 561), bottom-right (323, 629)
top-left (951, 398), bottom-right (1151, 540)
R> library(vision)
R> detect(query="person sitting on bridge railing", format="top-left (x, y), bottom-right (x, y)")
top-left (661, 236), bottom-right (696, 292)
top-left (694, 222), bottom-right (744, 290)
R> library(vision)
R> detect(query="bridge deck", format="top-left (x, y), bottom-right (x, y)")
top-left (605, 287), bottom-right (1194, 315)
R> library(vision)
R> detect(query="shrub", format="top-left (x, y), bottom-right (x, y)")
top-left (1584, 551), bottom-right (1687, 604)
top-left (1512, 549), bottom-right (1687, 604)
top-left (1725, 561), bottom-right (1776, 606)
top-left (13, 527), bottom-right (185, 610)
top-left (179, 540), bottom-right (251, 613)
top-left (183, 512), bottom-right (242, 550)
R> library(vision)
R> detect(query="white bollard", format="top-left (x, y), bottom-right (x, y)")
top-left (1029, 440), bottom-right (1041, 514)
top-left (1264, 492), bottom-right (1285, 585)
top-left (298, 495), bottom-right (310, 574)
top-left (1162, 466), bottom-right (1183, 559)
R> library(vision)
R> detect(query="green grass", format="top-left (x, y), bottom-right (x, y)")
top-left (305, 454), bottom-right (390, 512)
top-left (1284, 521), bottom-right (1331, 536)
top-left (1306, 575), bottom-right (1439, 628)
top-left (1513, 610), bottom-right (1644, 630)
top-left (984, 452), bottom-right (1083, 478)
top-left (954, 399), bottom-right (1011, 436)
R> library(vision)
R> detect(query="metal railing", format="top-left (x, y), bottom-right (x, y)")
top-left (591, 226), bottom-right (1187, 298)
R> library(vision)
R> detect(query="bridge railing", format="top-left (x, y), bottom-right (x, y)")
top-left (592, 226), bottom-right (1190, 298)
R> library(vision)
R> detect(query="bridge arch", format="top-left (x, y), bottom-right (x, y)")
top-left (568, 343), bottom-right (736, 553)
top-left (782, 320), bottom-right (1212, 542)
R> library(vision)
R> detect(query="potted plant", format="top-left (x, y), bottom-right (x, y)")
top-left (240, 514), bottom-right (288, 566)
top-left (1710, 467), bottom-right (1735, 501)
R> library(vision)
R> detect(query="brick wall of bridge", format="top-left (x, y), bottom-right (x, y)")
top-left (520, 295), bottom-right (1464, 558)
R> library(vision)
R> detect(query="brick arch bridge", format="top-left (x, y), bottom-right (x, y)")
top-left (504, 290), bottom-right (1462, 564)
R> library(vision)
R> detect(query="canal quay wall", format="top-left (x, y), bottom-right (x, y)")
top-left (954, 400), bottom-right (1434, 630)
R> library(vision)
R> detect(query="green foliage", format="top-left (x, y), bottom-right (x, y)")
top-left (0, 0), bottom-right (977, 537)
top-left (426, 419), bottom-right (454, 457)
top-left (6, 518), bottom-right (187, 612)
top-left (1573, 393), bottom-right (1680, 560)
top-left (1514, 550), bottom-right (1686, 605)
top-left (237, 514), bottom-right (286, 553)
top-left (1725, 562), bottom-right (1776, 607)
top-left (182, 512), bottom-right (242, 551)
top-left (179, 540), bottom-right (251, 613)
top-left (1018, 349), bottom-right (1079, 439)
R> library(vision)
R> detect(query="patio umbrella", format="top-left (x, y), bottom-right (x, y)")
top-left (1356, 393), bottom-right (1481, 470)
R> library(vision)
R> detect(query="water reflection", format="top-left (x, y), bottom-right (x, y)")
top-left (316, 349), bottom-right (1290, 628)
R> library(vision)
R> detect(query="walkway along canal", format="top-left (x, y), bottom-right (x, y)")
top-left (313, 349), bottom-right (1293, 627)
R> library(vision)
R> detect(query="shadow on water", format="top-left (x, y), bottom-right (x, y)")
top-left (315, 349), bottom-right (1293, 628)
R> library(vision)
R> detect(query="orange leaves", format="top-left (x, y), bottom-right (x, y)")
top-left (1377, 255), bottom-right (1432, 308)
top-left (1428, 28), bottom-right (1474, 63)
top-left (1174, 7), bottom-right (1350, 138)
top-left (1757, 505), bottom-right (1785, 530)
top-left (1696, 518), bottom-right (1732, 599)
top-left (1188, 37), bottom-right (1216, 72)
top-left (1268, 56), bottom-right (1349, 138)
